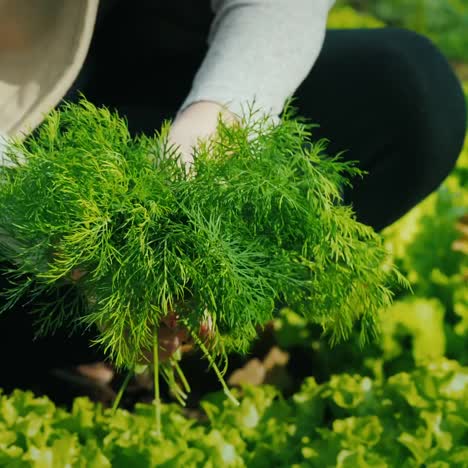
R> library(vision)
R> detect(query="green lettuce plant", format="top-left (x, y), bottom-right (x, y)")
top-left (0, 100), bottom-right (404, 411)
top-left (0, 359), bottom-right (466, 467)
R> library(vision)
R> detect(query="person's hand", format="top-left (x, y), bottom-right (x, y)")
top-left (158, 101), bottom-right (237, 356)
top-left (153, 311), bottom-right (215, 362)
top-left (156, 312), bottom-right (191, 361)
top-left (168, 101), bottom-right (239, 172)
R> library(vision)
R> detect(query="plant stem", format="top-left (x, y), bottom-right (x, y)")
top-left (153, 324), bottom-right (162, 437)
top-left (111, 370), bottom-right (133, 414)
top-left (184, 321), bottom-right (239, 406)
top-left (160, 363), bottom-right (187, 406)
top-left (173, 360), bottom-right (191, 394)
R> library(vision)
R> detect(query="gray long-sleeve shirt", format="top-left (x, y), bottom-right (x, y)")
top-left (181, 0), bottom-right (335, 117)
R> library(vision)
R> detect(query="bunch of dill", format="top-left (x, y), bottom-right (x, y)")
top-left (0, 100), bottom-right (404, 371)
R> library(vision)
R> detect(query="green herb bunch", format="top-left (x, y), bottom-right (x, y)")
top-left (0, 100), bottom-right (403, 372)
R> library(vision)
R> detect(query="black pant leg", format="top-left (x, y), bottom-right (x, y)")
top-left (0, 266), bottom-right (103, 391)
top-left (293, 28), bottom-right (467, 231)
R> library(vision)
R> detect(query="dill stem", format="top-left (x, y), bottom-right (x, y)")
top-left (173, 360), bottom-right (191, 394)
top-left (153, 324), bottom-right (162, 437)
top-left (184, 322), bottom-right (239, 406)
top-left (111, 370), bottom-right (133, 414)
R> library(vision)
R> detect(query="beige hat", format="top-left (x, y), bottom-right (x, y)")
top-left (0, 0), bottom-right (99, 140)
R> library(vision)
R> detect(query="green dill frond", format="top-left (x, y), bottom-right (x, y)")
top-left (0, 99), bottom-right (405, 370)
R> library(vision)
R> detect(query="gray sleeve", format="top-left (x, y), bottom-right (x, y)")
top-left (179, 0), bottom-right (335, 119)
